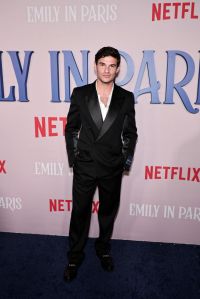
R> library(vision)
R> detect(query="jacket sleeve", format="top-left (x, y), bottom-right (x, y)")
top-left (122, 93), bottom-right (138, 171)
top-left (65, 88), bottom-right (81, 167)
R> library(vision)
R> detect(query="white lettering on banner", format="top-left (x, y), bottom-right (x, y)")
top-left (0, 197), bottom-right (22, 212)
top-left (65, 5), bottom-right (77, 22)
top-left (129, 203), bottom-right (160, 218)
top-left (164, 205), bottom-right (175, 219)
top-left (35, 162), bottom-right (64, 176)
top-left (129, 204), bottom-right (200, 222)
top-left (178, 207), bottom-right (200, 221)
top-left (27, 6), bottom-right (60, 23)
top-left (26, 5), bottom-right (118, 24)
top-left (80, 4), bottom-right (117, 23)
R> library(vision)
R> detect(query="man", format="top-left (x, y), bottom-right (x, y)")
top-left (64, 46), bottom-right (137, 282)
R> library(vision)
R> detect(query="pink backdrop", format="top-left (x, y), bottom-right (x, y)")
top-left (0, 0), bottom-right (200, 245)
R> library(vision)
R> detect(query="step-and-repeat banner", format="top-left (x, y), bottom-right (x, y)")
top-left (0, 0), bottom-right (200, 245)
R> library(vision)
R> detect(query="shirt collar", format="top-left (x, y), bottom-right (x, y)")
top-left (95, 81), bottom-right (114, 108)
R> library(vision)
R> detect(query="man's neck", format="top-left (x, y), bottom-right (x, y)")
top-left (96, 80), bottom-right (114, 107)
top-left (96, 80), bottom-right (114, 94)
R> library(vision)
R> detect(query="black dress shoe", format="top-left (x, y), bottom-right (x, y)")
top-left (64, 263), bottom-right (78, 282)
top-left (97, 254), bottom-right (114, 272)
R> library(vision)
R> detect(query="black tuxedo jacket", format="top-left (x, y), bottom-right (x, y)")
top-left (65, 82), bottom-right (138, 177)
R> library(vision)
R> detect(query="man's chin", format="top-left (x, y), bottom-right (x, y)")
top-left (98, 78), bottom-right (114, 84)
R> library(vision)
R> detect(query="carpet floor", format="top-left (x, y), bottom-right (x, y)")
top-left (0, 232), bottom-right (199, 299)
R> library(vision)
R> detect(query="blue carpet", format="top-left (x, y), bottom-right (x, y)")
top-left (0, 232), bottom-right (199, 299)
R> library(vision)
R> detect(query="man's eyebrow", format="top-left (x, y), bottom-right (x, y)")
top-left (98, 62), bottom-right (117, 67)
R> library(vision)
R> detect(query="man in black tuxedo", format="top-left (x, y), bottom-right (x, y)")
top-left (64, 47), bottom-right (137, 281)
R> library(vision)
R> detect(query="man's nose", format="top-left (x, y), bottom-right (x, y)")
top-left (105, 66), bottom-right (109, 72)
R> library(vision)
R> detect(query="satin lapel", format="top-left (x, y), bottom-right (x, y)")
top-left (86, 84), bottom-right (103, 131)
top-left (96, 85), bottom-right (124, 141)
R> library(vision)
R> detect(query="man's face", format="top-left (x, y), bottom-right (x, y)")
top-left (95, 56), bottom-right (119, 84)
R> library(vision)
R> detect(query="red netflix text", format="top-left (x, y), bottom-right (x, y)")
top-left (0, 160), bottom-right (6, 174)
top-left (152, 1), bottom-right (199, 21)
top-left (34, 117), bottom-right (67, 138)
top-left (145, 165), bottom-right (200, 182)
top-left (49, 199), bottom-right (99, 213)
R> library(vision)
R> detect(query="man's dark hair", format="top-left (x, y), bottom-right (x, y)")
top-left (95, 46), bottom-right (121, 67)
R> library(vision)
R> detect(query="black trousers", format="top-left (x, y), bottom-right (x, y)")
top-left (68, 160), bottom-right (123, 264)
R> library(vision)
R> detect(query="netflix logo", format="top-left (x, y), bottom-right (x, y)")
top-left (34, 116), bottom-right (67, 138)
top-left (0, 160), bottom-right (6, 174)
top-left (49, 199), bottom-right (99, 213)
top-left (145, 165), bottom-right (200, 182)
top-left (152, 1), bottom-right (199, 21)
